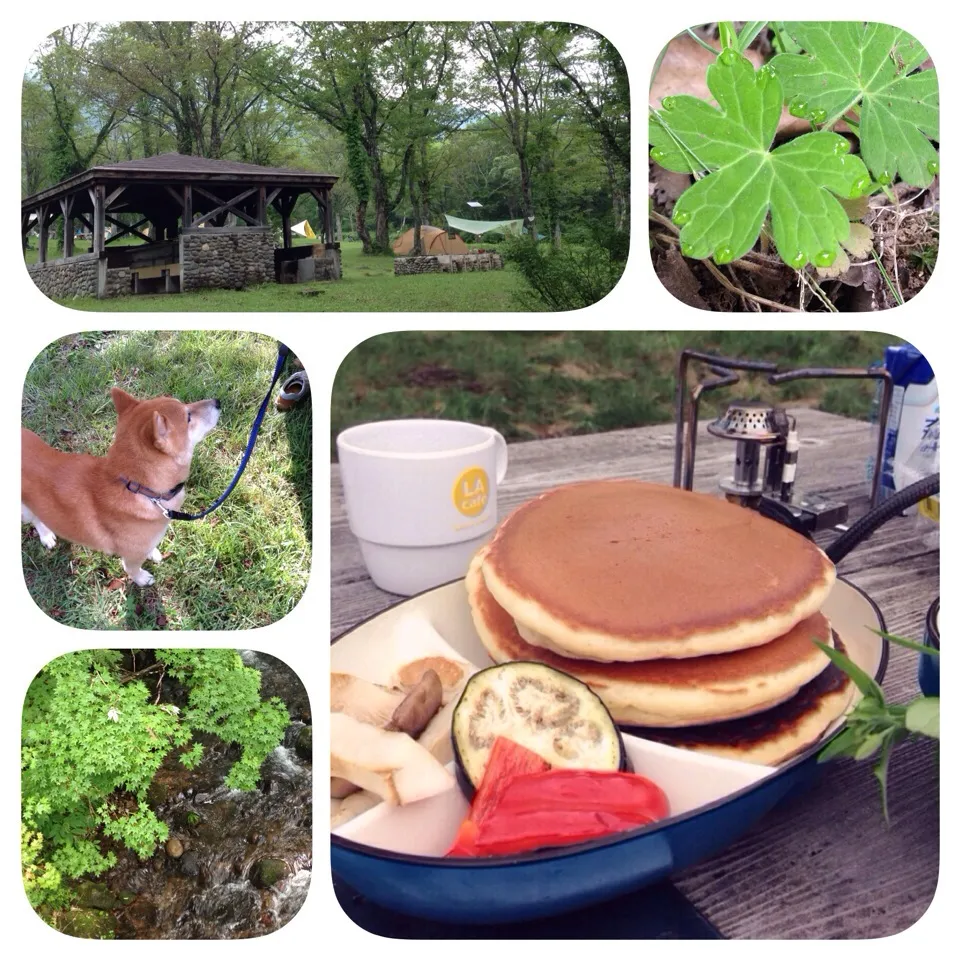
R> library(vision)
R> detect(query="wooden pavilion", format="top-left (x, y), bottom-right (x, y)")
top-left (22, 153), bottom-right (340, 298)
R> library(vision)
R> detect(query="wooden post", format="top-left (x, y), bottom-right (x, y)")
top-left (323, 187), bottom-right (334, 245)
top-left (183, 184), bottom-right (193, 231)
top-left (257, 185), bottom-right (266, 226)
top-left (281, 194), bottom-right (293, 249)
top-left (38, 204), bottom-right (48, 263)
top-left (61, 195), bottom-right (74, 258)
top-left (93, 184), bottom-right (105, 256)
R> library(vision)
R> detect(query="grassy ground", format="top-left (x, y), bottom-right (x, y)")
top-left (332, 330), bottom-right (900, 458)
top-left (22, 331), bottom-right (311, 630)
top-left (27, 239), bottom-right (526, 313)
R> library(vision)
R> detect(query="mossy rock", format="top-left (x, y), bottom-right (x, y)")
top-left (295, 725), bottom-right (312, 761)
top-left (59, 906), bottom-right (117, 939)
top-left (250, 858), bottom-right (290, 889)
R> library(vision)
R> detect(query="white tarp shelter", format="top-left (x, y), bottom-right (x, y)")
top-left (444, 214), bottom-right (524, 237)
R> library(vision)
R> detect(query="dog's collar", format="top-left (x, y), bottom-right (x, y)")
top-left (120, 477), bottom-right (186, 518)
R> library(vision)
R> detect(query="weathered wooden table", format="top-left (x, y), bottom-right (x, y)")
top-left (331, 409), bottom-right (939, 939)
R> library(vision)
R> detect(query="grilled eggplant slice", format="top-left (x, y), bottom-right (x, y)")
top-left (452, 661), bottom-right (629, 793)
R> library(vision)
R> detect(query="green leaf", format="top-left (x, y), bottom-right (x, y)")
top-left (906, 698), bottom-right (939, 738)
top-left (770, 23), bottom-right (939, 187)
top-left (853, 732), bottom-right (887, 761)
top-left (736, 22), bottom-right (768, 54)
top-left (813, 640), bottom-right (885, 702)
top-left (650, 51), bottom-right (870, 268)
top-left (818, 725), bottom-right (859, 762)
top-left (877, 630), bottom-right (939, 656)
top-left (873, 736), bottom-right (895, 823)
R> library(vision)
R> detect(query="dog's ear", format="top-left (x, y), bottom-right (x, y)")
top-left (152, 411), bottom-right (172, 451)
top-left (111, 388), bottom-right (139, 416)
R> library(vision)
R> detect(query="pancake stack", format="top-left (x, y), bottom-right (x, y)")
top-left (466, 479), bottom-right (855, 766)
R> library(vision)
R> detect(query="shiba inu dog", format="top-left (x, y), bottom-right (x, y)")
top-left (21, 388), bottom-right (220, 585)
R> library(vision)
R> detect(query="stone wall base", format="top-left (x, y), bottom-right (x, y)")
top-left (26, 254), bottom-right (98, 299)
top-left (180, 227), bottom-right (274, 292)
top-left (394, 252), bottom-right (504, 276)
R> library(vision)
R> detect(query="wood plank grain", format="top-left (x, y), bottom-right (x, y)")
top-left (330, 410), bottom-right (939, 938)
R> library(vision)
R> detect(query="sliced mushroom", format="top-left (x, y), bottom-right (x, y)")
top-left (385, 669), bottom-right (443, 739)
top-left (330, 776), bottom-right (360, 800)
top-left (330, 711), bottom-right (454, 806)
top-left (331, 790), bottom-right (381, 829)
top-left (331, 672), bottom-right (406, 727)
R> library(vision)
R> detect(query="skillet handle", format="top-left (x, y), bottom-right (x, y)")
top-left (825, 472), bottom-right (939, 566)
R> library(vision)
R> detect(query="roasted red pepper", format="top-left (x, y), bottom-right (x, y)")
top-left (447, 737), bottom-right (670, 858)
top-left (448, 736), bottom-right (550, 856)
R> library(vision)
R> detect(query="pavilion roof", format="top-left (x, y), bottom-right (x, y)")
top-left (22, 152), bottom-right (338, 211)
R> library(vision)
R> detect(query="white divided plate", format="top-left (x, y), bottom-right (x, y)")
top-left (330, 577), bottom-right (885, 856)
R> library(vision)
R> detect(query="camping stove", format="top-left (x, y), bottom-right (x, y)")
top-left (673, 350), bottom-right (893, 535)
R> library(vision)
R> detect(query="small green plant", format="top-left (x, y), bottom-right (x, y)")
top-left (814, 632), bottom-right (938, 821)
top-left (650, 22), bottom-right (939, 270)
top-left (503, 228), bottom-right (627, 311)
top-left (21, 650), bottom-right (289, 915)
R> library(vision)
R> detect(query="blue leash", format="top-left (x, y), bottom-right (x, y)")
top-left (158, 342), bottom-right (291, 521)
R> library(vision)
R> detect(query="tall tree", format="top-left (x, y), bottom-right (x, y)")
top-left (396, 23), bottom-right (460, 254)
top-left (539, 26), bottom-right (630, 230)
top-left (262, 22), bottom-right (419, 253)
top-left (30, 25), bottom-right (126, 185)
top-left (90, 22), bottom-right (269, 158)
top-left (464, 22), bottom-right (557, 229)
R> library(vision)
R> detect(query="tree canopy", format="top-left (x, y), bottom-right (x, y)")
top-left (22, 21), bottom-right (629, 254)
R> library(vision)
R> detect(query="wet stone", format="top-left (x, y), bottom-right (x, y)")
top-left (295, 725), bottom-right (312, 761)
top-left (250, 858), bottom-right (291, 889)
top-left (165, 838), bottom-right (184, 858)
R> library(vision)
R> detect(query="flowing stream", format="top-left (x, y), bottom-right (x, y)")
top-left (95, 651), bottom-right (312, 939)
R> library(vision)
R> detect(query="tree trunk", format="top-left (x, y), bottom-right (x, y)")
top-left (604, 150), bottom-right (628, 233)
top-left (409, 173), bottom-right (424, 256)
top-left (355, 199), bottom-right (372, 253)
top-left (519, 155), bottom-right (536, 240)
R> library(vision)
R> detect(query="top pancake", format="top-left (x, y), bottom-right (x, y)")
top-left (481, 479), bottom-right (836, 661)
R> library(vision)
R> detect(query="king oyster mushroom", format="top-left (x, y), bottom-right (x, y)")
top-left (330, 712), bottom-right (455, 806)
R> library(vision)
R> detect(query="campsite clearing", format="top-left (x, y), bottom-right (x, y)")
top-left (43, 240), bottom-right (527, 313)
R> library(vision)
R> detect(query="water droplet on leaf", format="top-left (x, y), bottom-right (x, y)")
top-left (718, 48), bottom-right (740, 66)
top-left (681, 242), bottom-right (707, 259)
top-left (834, 139), bottom-right (850, 155)
top-left (672, 209), bottom-right (691, 226)
top-left (927, 159), bottom-right (940, 176)
top-left (877, 171), bottom-right (892, 186)
top-left (661, 96), bottom-right (677, 111)
top-left (853, 176), bottom-right (872, 195)
top-left (756, 65), bottom-right (775, 88)
top-left (787, 252), bottom-right (806, 269)
top-left (814, 250), bottom-right (835, 268)
top-left (714, 245), bottom-right (734, 264)
top-left (809, 108), bottom-right (827, 124)
top-left (651, 148), bottom-right (666, 163)
top-left (788, 98), bottom-right (808, 118)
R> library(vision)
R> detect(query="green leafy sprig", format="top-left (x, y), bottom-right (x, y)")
top-left (815, 633), bottom-right (938, 822)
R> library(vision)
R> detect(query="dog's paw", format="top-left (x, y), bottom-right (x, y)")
top-left (38, 530), bottom-right (57, 550)
top-left (149, 548), bottom-right (163, 564)
top-left (132, 570), bottom-right (155, 587)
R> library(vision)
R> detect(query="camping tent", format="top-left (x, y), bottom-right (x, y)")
top-left (291, 220), bottom-right (316, 239)
top-left (392, 225), bottom-right (469, 256)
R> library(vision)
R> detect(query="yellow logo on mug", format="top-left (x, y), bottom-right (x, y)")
top-left (452, 466), bottom-right (490, 517)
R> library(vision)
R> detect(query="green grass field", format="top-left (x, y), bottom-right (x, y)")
top-left (331, 330), bottom-right (899, 458)
top-left (26, 239), bottom-right (527, 313)
top-left (22, 331), bottom-right (311, 630)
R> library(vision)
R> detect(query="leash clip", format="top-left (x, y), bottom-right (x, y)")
top-left (150, 498), bottom-right (172, 520)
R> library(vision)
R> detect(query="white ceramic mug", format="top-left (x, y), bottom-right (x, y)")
top-left (336, 419), bottom-right (509, 595)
